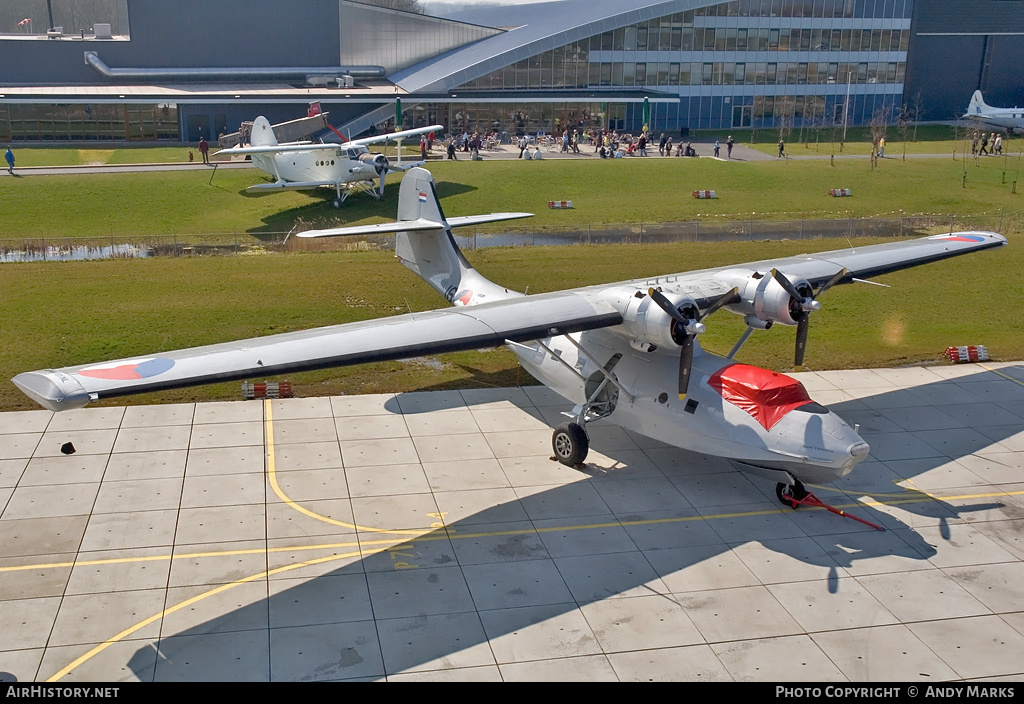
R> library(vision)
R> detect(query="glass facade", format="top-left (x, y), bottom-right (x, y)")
top-left (452, 0), bottom-right (911, 131)
top-left (0, 104), bottom-right (179, 141)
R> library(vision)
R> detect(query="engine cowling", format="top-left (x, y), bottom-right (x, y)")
top-left (619, 290), bottom-right (701, 351)
top-left (734, 271), bottom-right (815, 327)
top-left (352, 152), bottom-right (387, 179)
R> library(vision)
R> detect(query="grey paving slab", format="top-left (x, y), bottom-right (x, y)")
top-left (499, 654), bottom-right (618, 681)
top-left (66, 547), bottom-right (173, 595)
top-left (191, 400), bottom-right (264, 424)
top-left (2, 482), bottom-right (100, 520)
top-left (105, 449), bottom-right (188, 481)
top-left (378, 611), bottom-right (498, 675)
top-left (713, 634), bottom-right (847, 682)
top-left (79, 509), bottom-right (179, 552)
top-left (0, 553), bottom-right (74, 600)
top-left (0, 458), bottom-right (27, 488)
top-left (35, 429), bottom-right (117, 457)
top-left (48, 589), bottom-right (166, 647)
top-left (812, 624), bottom-right (960, 681)
top-left (2, 365), bottom-right (1022, 681)
top-left (20, 454), bottom-right (109, 486)
top-left (907, 615), bottom-right (1024, 680)
top-left (121, 403), bottom-right (194, 428)
top-left (92, 477), bottom-right (184, 514)
top-left (44, 407), bottom-right (124, 432)
top-left (0, 410), bottom-right (52, 434)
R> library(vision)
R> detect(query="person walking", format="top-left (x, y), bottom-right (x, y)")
top-left (4, 146), bottom-right (13, 174)
top-left (778, 138), bottom-right (785, 158)
top-left (714, 139), bottom-right (720, 158)
top-left (198, 137), bottom-right (209, 164)
top-left (727, 135), bottom-right (734, 158)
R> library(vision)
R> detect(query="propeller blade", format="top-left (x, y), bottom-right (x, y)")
top-left (794, 316), bottom-right (810, 367)
top-left (770, 268), bottom-right (804, 301)
top-left (648, 287), bottom-right (687, 323)
top-left (699, 287), bottom-right (739, 321)
top-left (678, 335), bottom-right (695, 399)
top-left (815, 267), bottom-right (848, 299)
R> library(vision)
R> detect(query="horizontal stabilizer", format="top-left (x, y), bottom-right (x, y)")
top-left (446, 213), bottom-right (534, 228)
top-left (296, 212), bottom-right (533, 238)
top-left (296, 218), bottom-right (445, 238)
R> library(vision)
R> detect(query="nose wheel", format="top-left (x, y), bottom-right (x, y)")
top-left (775, 480), bottom-right (884, 530)
top-left (552, 422), bottom-right (589, 467)
top-left (775, 480), bottom-right (807, 509)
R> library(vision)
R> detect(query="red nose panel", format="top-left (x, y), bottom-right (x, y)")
top-left (707, 363), bottom-right (813, 431)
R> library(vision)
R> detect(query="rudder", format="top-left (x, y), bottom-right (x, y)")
top-left (249, 116), bottom-right (279, 147)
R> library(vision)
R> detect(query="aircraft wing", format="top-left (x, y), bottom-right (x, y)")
top-left (723, 231), bottom-right (1007, 289)
top-left (13, 291), bottom-right (622, 412)
top-left (247, 180), bottom-right (340, 191)
top-left (348, 125), bottom-right (445, 148)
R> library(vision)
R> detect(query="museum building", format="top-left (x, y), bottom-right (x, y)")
top-left (0, 0), bottom-right (1020, 142)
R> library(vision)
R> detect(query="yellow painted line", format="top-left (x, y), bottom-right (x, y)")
top-left (46, 548), bottom-right (366, 682)
top-left (38, 482), bottom-right (1024, 680)
top-left (11, 487), bottom-right (1024, 576)
top-left (979, 363), bottom-right (1024, 387)
top-left (263, 399), bottom-right (427, 536)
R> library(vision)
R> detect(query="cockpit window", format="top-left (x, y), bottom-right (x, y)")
top-left (707, 363), bottom-right (817, 431)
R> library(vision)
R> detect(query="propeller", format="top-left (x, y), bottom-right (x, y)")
top-left (648, 286), bottom-right (739, 399)
top-left (770, 267), bottom-right (847, 366)
top-left (372, 153), bottom-right (390, 196)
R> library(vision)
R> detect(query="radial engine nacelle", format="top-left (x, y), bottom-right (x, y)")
top-left (350, 152), bottom-right (388, 179)
top-left (616, 289), bottom-right (703, 351)
top-left (721, 269), bottom-right (818, 327)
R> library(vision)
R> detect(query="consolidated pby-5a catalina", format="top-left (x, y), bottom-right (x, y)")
top-left (13, 168), bottom-right (1006, 520)
top-left (216, 116), bottom-right (444, 207)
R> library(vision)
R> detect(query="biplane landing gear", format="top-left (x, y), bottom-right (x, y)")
top-left (332, 197), bottom-right (343, 209)
top-left (552, 422), bottom-right (589, 467)
top-left (775, 479), bottom-right (808, 509)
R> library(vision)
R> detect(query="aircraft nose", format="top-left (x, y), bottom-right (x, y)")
top-left (849, 441), bottom-right (870, 461)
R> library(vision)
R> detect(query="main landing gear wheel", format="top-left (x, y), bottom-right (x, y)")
top-left (552, 422), bottom-right (589, 467)
top-left (332, 198), bottom-right (343, 209)
top-left (775, 480), bottom-right (808, 509)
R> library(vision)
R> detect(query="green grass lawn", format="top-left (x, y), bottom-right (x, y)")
top-left (3, 156), bottom-right (1022, 240)
top-left (2, 235), bottom-right (1021, 412)
top-left (2, 150), bottom-right (1022, 412)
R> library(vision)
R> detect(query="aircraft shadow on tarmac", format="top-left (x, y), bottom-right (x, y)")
top-left (121, 366), bottom-right (1023, 681)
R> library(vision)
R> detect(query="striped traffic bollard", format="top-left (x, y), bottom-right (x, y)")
top-left (547, 200), bottom-right (574, 209)
top-left (943, 345), bottom-right (989, 364)
top-left (692, 190), bottom-right (717, 199)
top-left (829, 188), bottom-right (852, 197)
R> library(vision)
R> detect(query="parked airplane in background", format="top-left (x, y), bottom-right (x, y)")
top-left (13, 169), bottom-right (1006, 523)
top-left (965, 90), bottom-right (1024, 134)
top-left (216, 117), bottom-right (443, 207)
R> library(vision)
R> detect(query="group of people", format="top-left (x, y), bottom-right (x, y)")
top-left (972, 131), bottom-right (1004, 156)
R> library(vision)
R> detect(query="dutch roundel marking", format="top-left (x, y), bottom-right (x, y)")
top-left (928, 233), bottom-right (988, 243)
top-left (78, 358), bottom-right (176, 380)
top-left (454, 290), bottom-right (474, 306)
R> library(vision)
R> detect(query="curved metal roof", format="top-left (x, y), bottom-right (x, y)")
top-left (392, 0), bottom-right (708, 93)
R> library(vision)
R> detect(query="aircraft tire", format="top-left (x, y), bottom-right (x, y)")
top-left (332, 198), bottom-right (343, 208)
top-left (775, 482), bottom-right (799, 509)
top-left (552, 422), bottom-right (588, 466)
